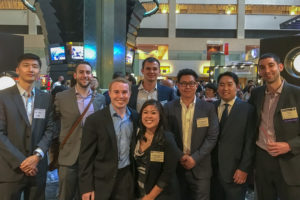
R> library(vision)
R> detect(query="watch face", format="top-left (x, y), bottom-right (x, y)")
top-left (284, 47), bottom-right (300, 78)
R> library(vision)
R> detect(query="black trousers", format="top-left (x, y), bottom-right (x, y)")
top-left (0, 176), bottom-right (46, 200)
top-left (255, 147), bottom-right (300, 200)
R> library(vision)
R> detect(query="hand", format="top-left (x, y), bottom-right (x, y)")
top-left (20, 155), bottom-right (40, 175)
top-left (82, 191), bottom-right (95, 200)
top-left (267, 142), bottom-right (291, 157)
top-left (233, 169), bottom-right (247, 184)
top-left (142, 194), bottom-right (154, 200)
top-left (180, 154), bottom-right (196, 170)
top-left (24, 168), bottom-right (38, 176)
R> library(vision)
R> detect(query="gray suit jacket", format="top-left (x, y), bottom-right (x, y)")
top-left (54, 87), bottom-right (106, 166)
top-left (0, 85), bottom-right (56, 182)
top-left (164, 98), bottom-right (219, 179)
top-left (249, 82), bottom-right (300, 185)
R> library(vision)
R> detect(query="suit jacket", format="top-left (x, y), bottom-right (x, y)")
top-left (128, 83), bottom-right (175, 110)
top-left (78, 106), bottom-right (139, 199)
top-left (0, 85), bottom-right (56, 182)
top-left (212, 98), bottom-right (255, 183)
top-left (135, 131), bottom-right (180, 199)
top-left (249, 82), bottom-right (300, 185)
top-left (164, 98), bottom-right (219, 179)
top-left (54, 87), bottom-right (106, 166)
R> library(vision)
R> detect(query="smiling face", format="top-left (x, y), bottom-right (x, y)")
top-left (205, 88), bottom-right (216, 98)
top-left (109, 81), bottom-right (131, 110)
top-left (217, 75), bottom-right (237, 102)
top-left (16, 59), bottom-right (40, 84)
top-left (177, 75), bottom-right (198, 100)
top-left (74, 64), bottom-right (92, 88)
top-left (258, 57), bottom-right (283, 84)
top-left (141, 61), bottom-right (160, 83)
top-left (141, 105), bottom-right (160, 133)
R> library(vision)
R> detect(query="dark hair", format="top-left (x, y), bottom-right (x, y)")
top-left (259, 53), bottom-right (281, 64)
top-left (217, 71), bottom-right (239, 85)
top-left (142, 57), bottom-right (160, 69)
top-left (205, 83), bottom-right (217, 93)
top-left (17, 53), bottom-right (41, 68)
top-left (127, 74), bottom-right (136, 85)
top-left (74, 61), bottom-right (92, 72)
top-left (247, 84), bottom-right (255, 93)
top-left (177, 68), bottom-right (198, 82)
top-left (138, 99), bottom-right (167, 145)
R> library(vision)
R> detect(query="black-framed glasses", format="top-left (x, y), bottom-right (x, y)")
top-left (179, 81), bottom-right (198, 87)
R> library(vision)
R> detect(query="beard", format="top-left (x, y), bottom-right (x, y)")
top-left (77, 80), bottom-right (90, 88)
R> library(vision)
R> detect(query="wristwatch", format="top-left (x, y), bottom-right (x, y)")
top-left (34, 151), bottom-right (42, 160)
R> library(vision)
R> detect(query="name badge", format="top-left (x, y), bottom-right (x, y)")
top-left (197, 117), bottom-right (209, 128)
top-left (281, 107), bottom-right (298, 121)
top-left (34, 109), bottom-right (46, 119)
top-left (150, 151), bottom-right (164, 162)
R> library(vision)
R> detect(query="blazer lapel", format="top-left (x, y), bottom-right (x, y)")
top-left (256, 86), bottom-right (266, 119)
top-left (31, 89), bottom-right (42, 130)
top-left (11, 86), bottom-right (30, 126)
top-left (175, 100), bottom-right (183, 138)
top-left (220, 98), bottom-right (240, 137)
top-left (274, 82), bottom-right (288, 117)
top-left (104, 108), bottom-right (118, 159)
top-left (70, 87), bottom-right (81, 116)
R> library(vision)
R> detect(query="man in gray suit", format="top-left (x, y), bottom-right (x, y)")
top-left (54, 61), bottom-right (106, 200)
top-left (211, 72), bottom-right (255, 200)
top-left (0, 53), bottom-right (56, 200)
top-left (249, 53), bottom-right (300, 200)
top-left (164, 69), bottom-right (219, 200)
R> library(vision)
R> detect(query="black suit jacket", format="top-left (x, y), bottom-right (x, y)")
top-left (135, 131), bottom-right (180, 199)
top-left (212, 98), bottom-right (255, 183)
top-left (164, 98), bottom-right (219, 179)
top-left (78, 106), bottom-right (139, 199)
top-left (0, 85), bottom-right (56, 182)
top-left (128, 83), bottom-right (175, 110)
top-left (249, 82), bottom-right (300, 185)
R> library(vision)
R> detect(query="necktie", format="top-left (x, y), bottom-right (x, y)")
top-left (25, 93), bottom-right (33, 125)
top-left (219, 104), bottom-right (229, 132)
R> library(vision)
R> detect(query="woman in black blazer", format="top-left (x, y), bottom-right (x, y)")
top-left (134, 99), bottom-right (180, 200)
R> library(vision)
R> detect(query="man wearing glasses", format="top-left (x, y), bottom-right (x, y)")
top-left (164, 69), bottom-right (219, 200)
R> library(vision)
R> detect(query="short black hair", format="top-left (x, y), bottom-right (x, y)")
top-left (17, 53), bottom-right (41, 68)
top-left (74, 61), bottom-right (92, 72)
top-left (205, 83), bottom-right (217, 93)
top-left (177, 69), bottom-right (198, 82)
top-left (142, 57), bottom-right (160, 69)
top-left (259, 53), bottom-right (281, 64)
top-left (217, 71), bottom-right (239, 85)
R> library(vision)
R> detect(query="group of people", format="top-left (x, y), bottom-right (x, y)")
top-left (0, 53), bottom-right (299, 200)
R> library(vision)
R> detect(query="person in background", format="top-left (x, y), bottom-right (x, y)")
top-left (242, 80), bottom-right (254, 94)
top-left (126, 72), bottom-right (137, 86)
top-left (249, 53), bottom-right (300, 200)
top-left (242, 84), bottom-right (255, 102)
top-left (52, 75), bottom-right (64, 90)
top-left (134, 99), bottom-right (180, 200)
top-left (161, 79), bottom-right (178, 99)
top-left (202, 83), bottom-right (218, 102)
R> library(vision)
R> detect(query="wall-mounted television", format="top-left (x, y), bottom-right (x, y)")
top-left (50, 46), bottom-right (66, 61)
top-left (71, 46), bottom-right (84, 60)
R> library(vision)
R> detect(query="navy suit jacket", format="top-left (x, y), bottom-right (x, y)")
top-left (164, 98), bottom-right (219, 179)
top-left (249, 82), bottom-right (300, 185)
top-left (128, 83), bottom-right (175, 110)
top-left (212, 98), bottom-right (255, 183)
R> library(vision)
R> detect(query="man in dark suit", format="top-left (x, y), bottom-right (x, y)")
top-left (211, 72), bottom-right (255, 200)
top-left (54, 61), bottom-right (106, 200)
top-left (0, 53), bottom-right (56, 200)
top-left (249, 53), bottom-right (300, 200)
top-left (128, 57), bottom-right (175, 112)
top-left (164, 69), bottom-right (219, 200)
top-left (79, 78), bottom-right (139, 200)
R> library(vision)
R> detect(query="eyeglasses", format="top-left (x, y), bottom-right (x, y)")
top-left (179, 81), bottom-right (198, 87)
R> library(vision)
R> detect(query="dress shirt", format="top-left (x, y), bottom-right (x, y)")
top-left (217, 97), bottom-right (236, 121)
top-left (256, 81), bottom-right (284, 151)
top-left (17, 83), bottom-right (44, 158)
top-left (75, 87), bottom-right (95, 125)
top-left (110, 104), bottom-right (133, 169)
top-left (180, 96), bottom-right (196, 154)
top-left (136, 82), bottom-right (158, 112)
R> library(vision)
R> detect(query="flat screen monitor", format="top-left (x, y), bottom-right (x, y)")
top-left (50, 46), bottom-right (66, 61)
top-left (71, 46), bottom-right (84, 60)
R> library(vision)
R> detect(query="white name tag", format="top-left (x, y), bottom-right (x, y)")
top-left (197, 117), bottom-right (209, 128)
top-left (281, 107), bottom-right (298, 120)
top-left (34, 109), bottom-right (46, 119)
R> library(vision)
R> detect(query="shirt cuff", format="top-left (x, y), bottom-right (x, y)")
top-left (33, 148), bottom-right (44, 158)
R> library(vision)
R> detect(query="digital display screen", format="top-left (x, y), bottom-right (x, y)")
top-left (50, 46), bottom-right (66, 61)
top-left (126, 50), bottom-right (134, 64)
top-left (72, 46), bottom-right (84, 60)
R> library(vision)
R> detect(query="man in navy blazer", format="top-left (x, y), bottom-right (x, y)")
top-left (249, 53), bottom-right (300, 200)
top-left (164, 69), bottom-right (219, 200)
top-left (128, 57), bottom-right (175, 112)
top-left (211, 72), bottom-right (255, 200)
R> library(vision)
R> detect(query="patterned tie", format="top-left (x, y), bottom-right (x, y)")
top-left (25, 92), bottom-right (33, 125)
top-left (219, 104), bottom-right (229, 132)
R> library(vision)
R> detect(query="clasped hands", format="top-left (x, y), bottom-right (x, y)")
top-left (180, 154), bottom-right (196, 170)
top-left (19, 155), bottom-right (40, 176)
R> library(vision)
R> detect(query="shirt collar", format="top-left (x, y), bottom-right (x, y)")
top-left (75, 86), bottom-right (93, 97)
top-left (220, 96), bottom-right (236, 107)
top-left (265, 80), bottom-right (284, 95)
top-left (138, 81), bottom-right (157, 91)
top-left (180, 96), bottom-right (197, 107)
top-left (109, 104), bottom-right (131, 118)
top-left (17, 83), bottom-right (35, 97)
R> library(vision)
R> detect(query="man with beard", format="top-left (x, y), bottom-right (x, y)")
top-left (54, 61), bottom-right (106, 200)
top-left (249, 53), bottom-right (300, 200)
